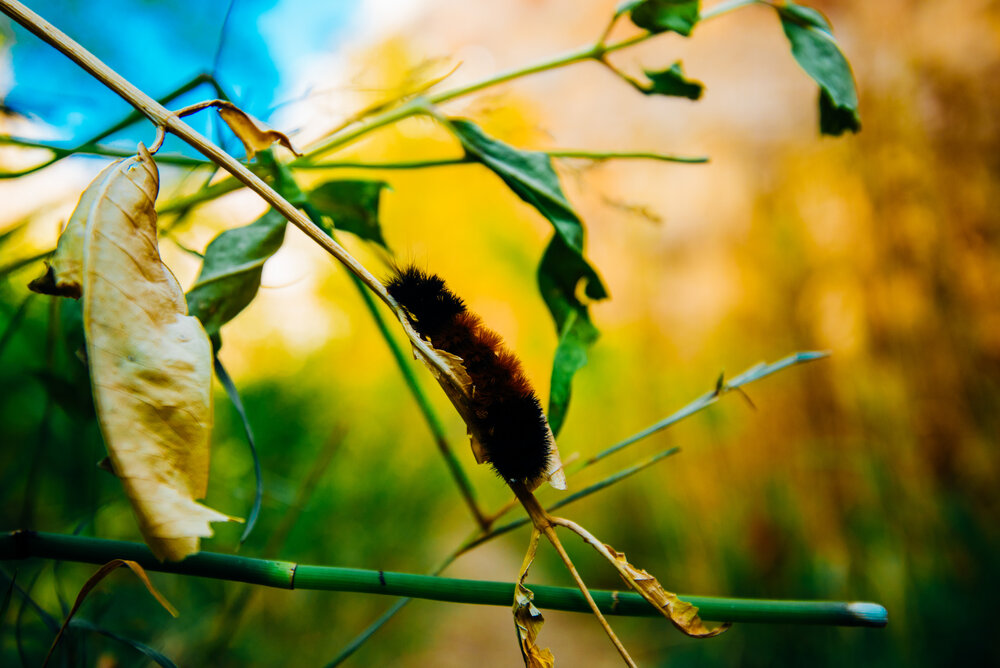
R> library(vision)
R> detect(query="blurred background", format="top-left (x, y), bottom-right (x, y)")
top-left (1, 0), bottom-right (998, 665)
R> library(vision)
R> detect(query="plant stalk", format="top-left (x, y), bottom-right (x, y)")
top-left (0, 531), bottom-right (889, 627)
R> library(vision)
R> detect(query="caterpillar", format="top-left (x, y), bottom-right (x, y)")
top-left (386, 266), bottom-right (552, 484)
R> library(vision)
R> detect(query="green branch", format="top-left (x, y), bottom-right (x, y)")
top-left (297, 150), bottom-right (708, 171)
top-left (578, 351), bottom-right (829, 469)
top-left (0, 531), bottom-right (887, 627)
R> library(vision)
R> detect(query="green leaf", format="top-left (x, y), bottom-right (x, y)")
top-left (538, 235), bottom-right (601, 437)
top-left (256, 150), bottom-right (306, 206)
top-left (308, 180), bottom-right (391, 249)
top-left (777, 2), bottom-right (860, 135)
top-left (185, 209), bottom-right (287, 341)
top-left (213, 356), bottom-right (262, 544)
top-left (628, 0), bottom-right (701, 37)
top-left (642, 62), bottom-right (704, 100)
top-left (445, 118), bottom-right (608, 434)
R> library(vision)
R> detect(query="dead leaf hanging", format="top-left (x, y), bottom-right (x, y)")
top-left (214, 100), bottom-right (301, 160)
top-left (36, 144), bottom-right (235, 561)
top-left (604, 543), bottom-right (730, 638)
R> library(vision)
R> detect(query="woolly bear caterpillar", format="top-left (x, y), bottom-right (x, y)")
top-left (386, 266), bottom-right (552, 484)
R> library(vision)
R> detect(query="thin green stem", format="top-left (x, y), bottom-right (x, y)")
top-left (0, 136), bottom-right (213, 168)
top-left (0, 532), bottom-right (888, 627)
top-left (298, 150), bottom-right (708, 171)
top-left (577, 352), bottom-right (829, 470)
top-left (700, 0), bottom-right (765, 21)
top-left (460, 446), bottom-right (681, 555)
top-left (0, 72), bottom-right (223, 178)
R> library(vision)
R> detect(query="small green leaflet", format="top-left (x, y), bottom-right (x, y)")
top-left (308, 180), bottom-right (391, 249)
top-left (445, 118), bottom-right (608, 436)
top-left (185, 209), bottom-right (287, 343)
top-left (776, 2), bottom-right (860, 135)
top-left (641, 62), bottom-right (704, 100)
top-left (625, 0), bottom-right (701, 37)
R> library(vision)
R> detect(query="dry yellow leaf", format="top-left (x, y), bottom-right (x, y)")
top-left (43, 144), bottom-right (233, 561)
top-left (513, 582), bottom-right (556, 668)
top-left (28, 161), bottom-right (119, 299)
top-left (512, 530), bottom-right (555, 668)
top-left (604, 543), bottom-right (730, 638)
top-left (214, 100), bottom-right (301, 160)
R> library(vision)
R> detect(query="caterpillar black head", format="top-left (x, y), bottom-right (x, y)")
top-left (386, 266), bottom-right (466, 340)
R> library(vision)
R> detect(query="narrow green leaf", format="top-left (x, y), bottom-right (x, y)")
top-left (628, 0), bottom-right (701, 37)
top-left (641, 62), bottom-right (704, 99)
top-left (213, 357), bottom-right (262, 544)
top-left (69, 618), bottom-right (177, 668)
top-left (185, 209), bottom-right (287, 341)
top-left (308, 180), bottom-right (391, 249)
top-left (777, 2), bottom-right (860, 135)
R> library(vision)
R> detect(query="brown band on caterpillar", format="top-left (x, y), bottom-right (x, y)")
top-left (386, 266), bottom-right (552, 484)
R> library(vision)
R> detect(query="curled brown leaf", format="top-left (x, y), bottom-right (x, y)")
top-left (214, 100), bottom-right (301, 160)
top-left (604, 543), bottom-right (730, 638)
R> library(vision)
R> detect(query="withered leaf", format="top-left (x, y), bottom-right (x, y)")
top-left (28, 162), bottom-right (117, 298)
top-left (604, 543), bottom-right (730, 638)
top-left (512, 530), bottom-right (554, 668)
top-left (214, 100), bottom-right (302, 160)
top-left (49, 144), bottom-right (233, 561)
top-left (513, 582), bottom-right (555, 668)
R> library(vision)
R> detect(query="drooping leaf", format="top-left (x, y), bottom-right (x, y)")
top-left (64, 145), bottom-right (233, 560)
top-left (213, 356), bottom-right (262, 544)
top-left (546, 307), bottom-right (599, 437)
top-left (186, 209), bottom-right (287, 342)
top-left (446, 118), bottom-right (608, 438)
top-left (447, 119), bottom-right (606, 297)
top-left (512, 531), bottom-right (554, 668)
top-left (641, 62), bottom-right (704, 100)
top-left (44, 559), bottom-right (177, 667)
top-left (538, 235), bottom-right (602, 438)
top-left (604, 543), bottom-right (730, 638)
top-left (308, 180), bottom-right (391, 249)
top-left (513, 582), bottom-right (555, 667)
top-left (627, 0), bottom-right (701, 37)
top-left (213, 100), bottom-right (301, 160)
top-left (776, 2), bottom-right (860, 135)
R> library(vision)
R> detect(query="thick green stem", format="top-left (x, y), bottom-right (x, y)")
top-left (0, 532), bottom-right (888, 627)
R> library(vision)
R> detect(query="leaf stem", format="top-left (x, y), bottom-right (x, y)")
top-left (0, 531), bottom-right (889, 627)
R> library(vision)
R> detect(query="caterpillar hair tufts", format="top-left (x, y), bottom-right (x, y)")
top-left (386, 265), bottom-right (552, 484)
